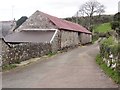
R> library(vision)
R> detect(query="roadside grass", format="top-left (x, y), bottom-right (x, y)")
top-left (96, 54), bottom-right (120, 84)
top-left (94, 23), bottom-right (111, 33)
top-left (47, 52), bottom-right (57, 57)
top-left (2, 64), bottom-right (17, 71)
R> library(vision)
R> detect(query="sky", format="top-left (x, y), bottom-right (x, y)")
top-left (0, 0), bottom-right (120, 21)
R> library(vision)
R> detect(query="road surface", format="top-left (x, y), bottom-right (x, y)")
top-left (2, 43), bottom-right (118, 88)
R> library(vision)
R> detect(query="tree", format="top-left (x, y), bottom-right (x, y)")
top-left (112, 13), bottom-right (120, 38)
top-left (114, 12), bottom-right (120, 21)
top-left (78, 0), bottom-right (105, 18)
top-left (76, 0), bottom-right (105, 30)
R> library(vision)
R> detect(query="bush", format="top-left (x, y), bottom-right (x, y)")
top-left (117, 45), bottom-right (120, 72)
top-left (114, 12), bottom-right (120, 21)
top-left (92, 34), bottom-right (99, 42)
top-left (100, 36), bottom-right (114, 46)
top-left (100, 36), bottom-right (118, 58)
top-left (100, 37), bottom-right (114, 58)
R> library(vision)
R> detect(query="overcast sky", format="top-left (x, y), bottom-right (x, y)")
top-left (0, 0), bottom-right (120, 21)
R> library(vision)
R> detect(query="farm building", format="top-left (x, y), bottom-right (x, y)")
top-left (4, 10), bottom-right (92, 52)
top-left (0, 20), bottom-right (16, 37)
top-left (2, 10), bottom-right (92, 65)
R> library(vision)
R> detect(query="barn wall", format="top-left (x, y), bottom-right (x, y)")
top-left (60, 30), bottom-right (80, 48)
top-left (0, 39), bottom-right (1, 66)
top-left (51, 30), bottom-right (61, 52)
top-left (51, 30), bottom-right (92, 52)
top-left (80, 33), bottom-right (92, 44)
top-left (51, 30), bottom-right (80, 52)
top-left (0, 39), bottom-right (5, 66)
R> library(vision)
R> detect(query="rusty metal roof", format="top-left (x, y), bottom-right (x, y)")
top-left (39, 11), bottom-right (91, 34)
top-left (4, 30), bottom-right (55, 43)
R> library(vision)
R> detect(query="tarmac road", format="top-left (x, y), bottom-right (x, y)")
top-left (2, 43), bottom-right (118, 88)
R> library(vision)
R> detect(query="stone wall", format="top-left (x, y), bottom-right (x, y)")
top-left (51, 30), bottom-right (92, 52)
top-left (51, 30), bottom-right (80, 52)
top-left (0, 39), bottom-right (4, 66)
top-left (1, 39), bottom-right (9, 53)
top-left (2, 29), bottom-right (92, 66)
top-left (51, 30), bottom-right (61, 52)
top-left (100, 40), bottom-right (120, 72)
top-left (60, 30), bottom-right (80, 48)
top-left (80, 33), bottom-right (92, 44)
top-left (2, 42), bottom-right (51, 66)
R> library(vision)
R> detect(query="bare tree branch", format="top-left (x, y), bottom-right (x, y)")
top-left (78, 0), bottom-right (105, 18)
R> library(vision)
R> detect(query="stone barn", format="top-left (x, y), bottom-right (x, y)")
top-left (0, 20), bottom-right (16, 37)
top-left (4, 10), bottom-right (92, 52)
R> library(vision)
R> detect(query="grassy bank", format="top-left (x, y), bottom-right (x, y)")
top-left (96, 54), bottom-right (120, 84)
top-left (94, 23), bottom-right (111, 33)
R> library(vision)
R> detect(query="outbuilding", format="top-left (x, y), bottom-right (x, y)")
top-left (5, 10), bottom-right (92, 52)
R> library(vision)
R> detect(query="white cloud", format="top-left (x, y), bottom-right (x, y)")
top-left (0, 0), bottom-right (119, 21)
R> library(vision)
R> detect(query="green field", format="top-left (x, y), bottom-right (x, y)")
top-left (94, 23), bottom-right (111, 33)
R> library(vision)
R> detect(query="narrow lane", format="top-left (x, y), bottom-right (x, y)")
top-left (2, 43), bottom-right (118, 88)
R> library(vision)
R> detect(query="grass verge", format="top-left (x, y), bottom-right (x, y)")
top-left (96, 54), bottom-right (120, 84)
top-left (2, 64), bottom-right (17, 71)
top-left (47, 52), bottom-right (57, 57)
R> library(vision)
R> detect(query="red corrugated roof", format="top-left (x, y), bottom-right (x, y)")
top-left (40, 11), bottom-right (91, 34)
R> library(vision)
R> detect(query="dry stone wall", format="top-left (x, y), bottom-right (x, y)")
top-left (2, 42), bottom-right (51, 66)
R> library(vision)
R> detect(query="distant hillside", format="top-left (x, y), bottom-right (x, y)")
top-left (64, 15), bottom-right (113, 29)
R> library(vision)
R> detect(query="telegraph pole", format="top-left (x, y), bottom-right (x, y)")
top-left (76, 11), bottom-right (79, 24)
